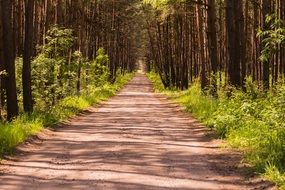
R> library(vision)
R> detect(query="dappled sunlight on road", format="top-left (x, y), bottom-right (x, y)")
top-left (0, 74), bottom-right (273, 190)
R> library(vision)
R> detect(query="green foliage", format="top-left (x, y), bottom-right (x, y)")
top-left (86, 48), bottom-right (110, 87)
top-left (0, 73), bottom-right (134, 155)
top-left (13, 26), bottom-right (112, 109)
top-left (147, 71), bottom-right (285, 188)
top-left (147, 71), bottom-right (218, 123)
top-left (265, 164), bottom-right (285, 190)
top-left (143, 0), bottom-right (169, 7)
top-left (15, 58), bottom-right (23, 108)
top-left (146, 71), bottom-right (165, 91)
top-left (258, 14), bottom-right (285, 62)
top-left (0, 114), bottom-right (42, 154)
top-left (177, 84), bottom-right (218, 125)
top-left (43, 27), bottom-right (74, 56)
top-left (3, 26), bottom-right (134, 157)
top-left (32, 26), bottom-right (75, 107)
top-left (143, 0), bottom-right (185, 8)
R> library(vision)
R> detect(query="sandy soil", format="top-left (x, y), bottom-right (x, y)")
top-left (0, 74), bottom-right (276, 190)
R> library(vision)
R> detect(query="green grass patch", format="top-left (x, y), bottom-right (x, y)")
top-left (147, 71), bottom-right (285, 188)
top-left (0, 73), bottom-right (134, 155)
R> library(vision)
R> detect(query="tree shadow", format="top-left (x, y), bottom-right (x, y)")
top-left (0, 74), bottom-right (275, 190)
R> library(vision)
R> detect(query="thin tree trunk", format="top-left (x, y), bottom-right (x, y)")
top-left (207, 0), bottom-right (219, 94)
top-left (23, 0), bottom-right (35, 112)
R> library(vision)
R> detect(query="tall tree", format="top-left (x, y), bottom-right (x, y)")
top-left (0, 1), bottom-right (5, 119)
top-left (22, 0), bottom-right (35, 112)
top-left (262, 0), bottom-right (271, 90)
top-left (0, 0), bottom-right (19, 120)
top-left (207, 0), bottom-right (219, 93)
top-left (196, 1), bottom-right (207, 90)
top-left (225, 0), bottom-right (244, 87)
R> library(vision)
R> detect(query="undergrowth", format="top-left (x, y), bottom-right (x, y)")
top-left (0, 73), bottom-right (134, 156)
top-left (147, 71), bottom-right (285, 189)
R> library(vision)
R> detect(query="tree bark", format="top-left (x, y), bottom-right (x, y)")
top-left (262, 0), bottom-right (271, 90)
top-left (226, 0), bottom-right (242, 87)
top-left (1, 0), bottom-right (19, 120)
top-left (196, 1), bottom-right (207, 90)
top-left (23, 0), bottom-right (35, 112)
top-left (207, 0), bottom-right (219, 94)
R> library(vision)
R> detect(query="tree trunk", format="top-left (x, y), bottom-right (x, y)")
top-left (262, 0), bottom-right (271, 90)
top-left (1, 0), bottom-right (19, 120)
top-left (23, 0), bottom-right (35, 112)
top-left (207, 0), bottom-right (219, 94)
top-left (226, 0), bottom-right (242, 87)
top-left (196, 1), bottom-right (207, 90)
top-left (0, 1), bottom-right (4, 119)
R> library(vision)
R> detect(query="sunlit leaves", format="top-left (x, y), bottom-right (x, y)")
top-left (258, 14), bottom-right (285, 62)
top-left (27, 26), bottom-right (113, 109)
top-left (43, 27), bottom-right (74, 56)
top-left (143, 0), bottom-right (185, 8)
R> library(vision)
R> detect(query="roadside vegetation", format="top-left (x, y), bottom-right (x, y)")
top-left (144, 0), bottom-right (285, 188)
top-left (0, 26), bottom-right (134, 156)
top-left (0, 0), bottom-right (141, 157)
top-left (0, 72), bottom-right (133, 155)
top-left (148, 71), bottom-right (285, 189)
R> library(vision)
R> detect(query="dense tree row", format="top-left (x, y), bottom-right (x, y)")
top-left (1, 0), bottom-right (284, 120)
top-left (144, 0), bottom-right (285, 92)
top-left (0, 0), bottom-right (141, 120)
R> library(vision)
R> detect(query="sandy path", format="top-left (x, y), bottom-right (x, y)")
top-left (0, 74), bottom-right (274, 190)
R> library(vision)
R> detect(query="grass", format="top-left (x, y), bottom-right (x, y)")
top-left (147, 71), bottom-right (285, 189)
top-left (0, 73), bottom-right (134, 155)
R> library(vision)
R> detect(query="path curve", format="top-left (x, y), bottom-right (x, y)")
top-left (0, 74), bottom-right (274, 190)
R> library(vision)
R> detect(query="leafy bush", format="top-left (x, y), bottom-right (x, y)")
top-left (85, 48), bottom-right (110, 87)
top-left (26, 27), bottom-right (112, 109)
top-left (257, 14), bottom-right (285, 63)
top-left (31, 27), bottom-right (75, 107)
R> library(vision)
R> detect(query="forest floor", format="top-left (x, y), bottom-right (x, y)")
top-left (0, 74), bottom-right (276, 190)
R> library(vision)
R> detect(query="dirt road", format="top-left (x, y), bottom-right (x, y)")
top-left (0, 74), bottom-right (274, 190)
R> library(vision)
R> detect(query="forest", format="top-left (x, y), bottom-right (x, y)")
top-left (0, 0), bottom-right (284, 189)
